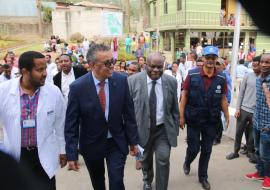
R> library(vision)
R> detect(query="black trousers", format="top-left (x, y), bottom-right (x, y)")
top-left (215, 117), bottom-right (223, 142)
top-left (20, 147), bottom-right (56, 190)
top-left (233, 109), bottom-right (254, 154)
top-left (185, 124), bottom-right (217, 180)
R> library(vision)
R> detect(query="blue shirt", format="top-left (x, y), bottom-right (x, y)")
top-left (253, 74), bottom-right (270, 129)
top-left (92, 74), bottom-right (112, 138)
top-left (224, 70), bottom-right (232, 104)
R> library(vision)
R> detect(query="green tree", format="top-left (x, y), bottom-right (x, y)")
top-left (42, 6), bottom-right (53, 23)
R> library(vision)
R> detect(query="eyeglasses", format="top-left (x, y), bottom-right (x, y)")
top-left (97, 59), bottom-right (114, 68)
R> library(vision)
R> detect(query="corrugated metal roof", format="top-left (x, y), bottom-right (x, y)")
top-left (74, 1), bottom-right (121, 10)
top-left (0, 0), bottom-right (37, 17)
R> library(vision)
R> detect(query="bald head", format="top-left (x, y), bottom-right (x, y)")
top-left (146, 52), bottom-right (165, 66)
top-left (146, 52), bottom-right (165, 80)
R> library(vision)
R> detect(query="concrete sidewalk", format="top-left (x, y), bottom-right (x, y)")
top-left (56, 130), bottom-right (260, 190)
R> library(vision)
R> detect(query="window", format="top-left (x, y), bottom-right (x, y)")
top-left (164, 0), bottom-right (168, 14)
top-left (153, 2), bottom-right (157, 16)
top-left (177, 0), bottom-right (182, 11)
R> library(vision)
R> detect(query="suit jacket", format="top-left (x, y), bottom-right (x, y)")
top-left (128, 71), bottom-right (180, 147)
top-left (65, 72), bottom-right (138, 161)
top-left (53, 66), bottom-right (87, 91)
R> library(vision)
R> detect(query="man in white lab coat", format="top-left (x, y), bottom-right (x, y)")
top-left (0, 51), bottom-right (66, 190)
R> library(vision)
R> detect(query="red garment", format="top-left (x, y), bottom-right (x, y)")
top-left (183, 67), bottom-right (227, 94)
top-left (113, 39), bottom-right (118, 52)
top-left (98, 82), bottom-right (106, 112)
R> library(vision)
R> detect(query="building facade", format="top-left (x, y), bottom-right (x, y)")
top-left (145, 0), bottom-right (270, 62)
top-left (52, 1), bottom-right (123, 40)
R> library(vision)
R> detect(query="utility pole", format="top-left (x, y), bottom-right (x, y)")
top-left (126, 0), bottom-right (130, 33)
top-left (36, 0), bottom-right (43, 37)
top-left (156, 0), bottom-right (160, 51)
top-left (230, 2), bottom-right (241, 106)
top-left (122, 0), bottom-right (130, 33)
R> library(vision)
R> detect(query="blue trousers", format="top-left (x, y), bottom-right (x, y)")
top-left (125, 45), bottom-right (131, 54)
top-left (253, 127), bottom-right (270, 177)
top-left (83, 139), bottom-right (127, 190)
top-left (185, 124), bottom-right (217, 180)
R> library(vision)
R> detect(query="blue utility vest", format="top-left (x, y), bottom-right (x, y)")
top-left (185, 68), bottom-right (226, 126)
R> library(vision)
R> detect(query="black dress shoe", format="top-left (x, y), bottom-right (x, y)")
top-left (183, 162), bottom-right (190, 175)
top-left (199, 179), bottom-right (211, 190)
top-left (143, 183), bottom-right (152, 190)
top-left (213, 140), bottom-right (220, 145)
top-left (248, 153), bottom-right (257, 164)
top-left (226, 152), bottom-right (239, 160)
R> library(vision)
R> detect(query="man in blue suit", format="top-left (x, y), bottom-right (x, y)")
top-left (65, 44), bottom-right (139, 190)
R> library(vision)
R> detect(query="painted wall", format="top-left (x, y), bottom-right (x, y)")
top-left (52, 7), bottom-right (123, 40)
top-left (186, 0), bottom-right (220, 13)
top-left (255, 32), bottom-right (270, 55)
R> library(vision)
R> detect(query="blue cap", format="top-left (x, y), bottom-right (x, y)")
top-left (203, 46), bottom-right (218, 56)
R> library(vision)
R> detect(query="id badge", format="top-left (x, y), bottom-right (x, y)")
top-left (22, 119), bottom-right (35, 128)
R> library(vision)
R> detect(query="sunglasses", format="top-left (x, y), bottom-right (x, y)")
top-left (98, 59), bottom-right (115, 68)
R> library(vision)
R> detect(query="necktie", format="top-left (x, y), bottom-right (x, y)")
top-left (149, 80), bottom-right (157, 128)
top-left (98, 81), bottom-right (106, 112)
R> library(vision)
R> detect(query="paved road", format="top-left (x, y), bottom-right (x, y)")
top-left (56, 130), bottom-right (260, 190)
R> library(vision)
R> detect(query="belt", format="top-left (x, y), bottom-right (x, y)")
top-left (21, 146), bottom-right (37, 151)
top-left (156, 124), bottom-right (164, 128)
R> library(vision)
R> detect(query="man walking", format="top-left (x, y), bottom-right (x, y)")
top-left (0, 51), bottom-right (66, 190)
top-left (128, 52), bottom-right (180, 190)
top-left (65, 44), bottom-right (139, 190)
top-left (226, 56), bottom-right (261, 161)
top-left (245, 53), bottom-right (270, 189)
top-left (180, 46), bottom-right (229, 190)
top-left (53, 54), bottom-right (87, 103)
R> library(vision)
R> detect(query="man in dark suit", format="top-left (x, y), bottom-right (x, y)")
top-left (65, 44), bottom-right (139, 190)
top-left (53, 54), bottom-right (87, 102)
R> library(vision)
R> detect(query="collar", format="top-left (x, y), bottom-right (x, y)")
top-left (146, 74), bottom-right (162, 85)
top-left (62, 67), bottom-right (74, 77)
top-left (19, 85), bottom-right (40, 97)
top-left (92, 73), bottom-right (109, 86)
top-left (260, 74), bottom-right (270, 82)
top-left (200, 67), bottom-right (218, 78)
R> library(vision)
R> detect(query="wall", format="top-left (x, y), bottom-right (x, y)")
top-left (52, 8), bottom-right (103, 40)
top-left (186, 0), bottom-right (220, 13)
top-left (0, 22), bottom-right (52, 37)
top-left (53, 7), bottom-right (123, 40)
top-left (255, 32), bottom-right (270, 54)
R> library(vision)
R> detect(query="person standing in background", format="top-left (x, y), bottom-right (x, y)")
top-left (226, 56), bottom-right (261, 162)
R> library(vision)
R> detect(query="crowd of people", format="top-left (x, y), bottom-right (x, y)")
top-left (0, 41), bottom-right (269, 190)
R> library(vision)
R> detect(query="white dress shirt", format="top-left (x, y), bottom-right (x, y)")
top-left (92, 74), bottom-right (112, 138)
top-left (46, 62), bottom-right (58, 84)
top-left (147, 75), bottom-right (164, 125)
top-left (61, 68), bottom-right (75, 103)
top-left (164, 70), bottom-right (182, 102)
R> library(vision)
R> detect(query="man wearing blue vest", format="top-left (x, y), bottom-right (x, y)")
top-left (179, 46), bottom-right (229, 190)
